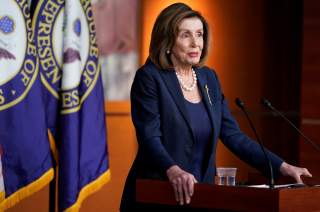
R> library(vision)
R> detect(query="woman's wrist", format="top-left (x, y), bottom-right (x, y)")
top-left (279, 161), bottom-right (289, 176)
top-left (166, 165), bottom-right (179, 176)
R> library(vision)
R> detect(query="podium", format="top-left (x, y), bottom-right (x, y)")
top-left (136, 179), bottom-right (320, 212)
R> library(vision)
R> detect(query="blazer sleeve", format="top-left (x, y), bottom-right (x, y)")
top-left (210, 71), bottom-right (284, 179)
top-left (130, 69), bottom-right (175, 172)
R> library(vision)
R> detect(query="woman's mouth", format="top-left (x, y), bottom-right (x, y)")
top-left (187, 52), bottom-right (199, 57)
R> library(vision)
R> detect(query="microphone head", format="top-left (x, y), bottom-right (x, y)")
top-left (235, 98), bottom-right (245, 109)
top-left (261, 97), bottom-right (272, 108)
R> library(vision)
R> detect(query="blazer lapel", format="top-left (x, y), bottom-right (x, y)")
top-left (196, 69), bottom-right (217, 139)
top-left (159, 70), bottom-right (195, 141)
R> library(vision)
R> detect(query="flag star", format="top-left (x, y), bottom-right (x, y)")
top-left (11, 90), bottom-right (16, 95)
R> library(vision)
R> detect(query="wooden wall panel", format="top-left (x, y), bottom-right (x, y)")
top-left (259, 0), bottom-right (303, 165)
top-left (301, 22), bottom-right (320, 118)
top-left (300, 0), bottom-right (320, 179)
top-left (301, 1), bottom-right (320, 118)
top-left (299, 124), bottom-right (320, 176)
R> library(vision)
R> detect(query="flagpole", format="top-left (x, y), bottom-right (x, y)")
top-left (49, 169), bottom-right (56, 212)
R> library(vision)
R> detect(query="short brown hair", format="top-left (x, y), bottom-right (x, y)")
top-left (149, 3), bottom-right (209, 70)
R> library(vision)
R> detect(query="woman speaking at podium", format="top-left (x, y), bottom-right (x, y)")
top-left (120, 3), bottom-right (312, 211)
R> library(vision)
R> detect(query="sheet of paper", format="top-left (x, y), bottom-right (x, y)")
top-left (247, 183), bottom-right (305, 188)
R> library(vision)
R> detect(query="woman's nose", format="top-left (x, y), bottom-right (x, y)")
top-left (190, 36), bottom-right (197, 47)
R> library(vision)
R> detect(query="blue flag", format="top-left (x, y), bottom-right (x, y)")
top-left (0, 0), bottom-right (53, 210)
top-left (33, 0), bottom-right (110, 210)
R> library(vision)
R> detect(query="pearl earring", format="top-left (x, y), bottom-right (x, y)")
top-left (166, 50), bottom-right (170, 54)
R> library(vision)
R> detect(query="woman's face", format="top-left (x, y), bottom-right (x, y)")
top-left (171, 17), bottom-right (204, 68)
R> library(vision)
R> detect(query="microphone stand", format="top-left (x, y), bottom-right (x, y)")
top-left (235, 98), bottom-right (275, 189)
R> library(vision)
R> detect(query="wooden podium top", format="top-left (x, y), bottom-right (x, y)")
top-left (136, 179), bottom-right (320, 212)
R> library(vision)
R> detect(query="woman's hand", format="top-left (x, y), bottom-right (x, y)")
top-left (280, 162), bottom-right (312, 183)
top-left (166, 165), bottom-right (198, 205)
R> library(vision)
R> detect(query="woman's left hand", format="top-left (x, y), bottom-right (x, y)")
top-left (279, 162), bottom-right (312, 183)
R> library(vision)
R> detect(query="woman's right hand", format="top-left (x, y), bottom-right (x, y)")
top-left (166, 165), bottom-right (198, 205)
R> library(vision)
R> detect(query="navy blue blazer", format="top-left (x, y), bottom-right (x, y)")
top-left (120, 59), bottom-right (283, 210)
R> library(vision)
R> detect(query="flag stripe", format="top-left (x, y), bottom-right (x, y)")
top-left (0, 192), bottom-right (4, 203)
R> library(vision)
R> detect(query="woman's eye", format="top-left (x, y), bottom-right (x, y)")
top-left (181, 33), bottom-right (189, 38)
top-left (197, 32), bottom-right (203, 37)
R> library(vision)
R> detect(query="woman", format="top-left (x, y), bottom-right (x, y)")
top-left (120, 3), bottom-right (311, 211)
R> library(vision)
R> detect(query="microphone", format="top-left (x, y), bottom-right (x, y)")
top-left (235, 98), bottom-right (275, 189)
top-left (261, 98), bottom-right (320, 152)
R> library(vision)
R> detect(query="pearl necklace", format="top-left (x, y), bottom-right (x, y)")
top-left (175, 68), bottom-right (197, 92)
